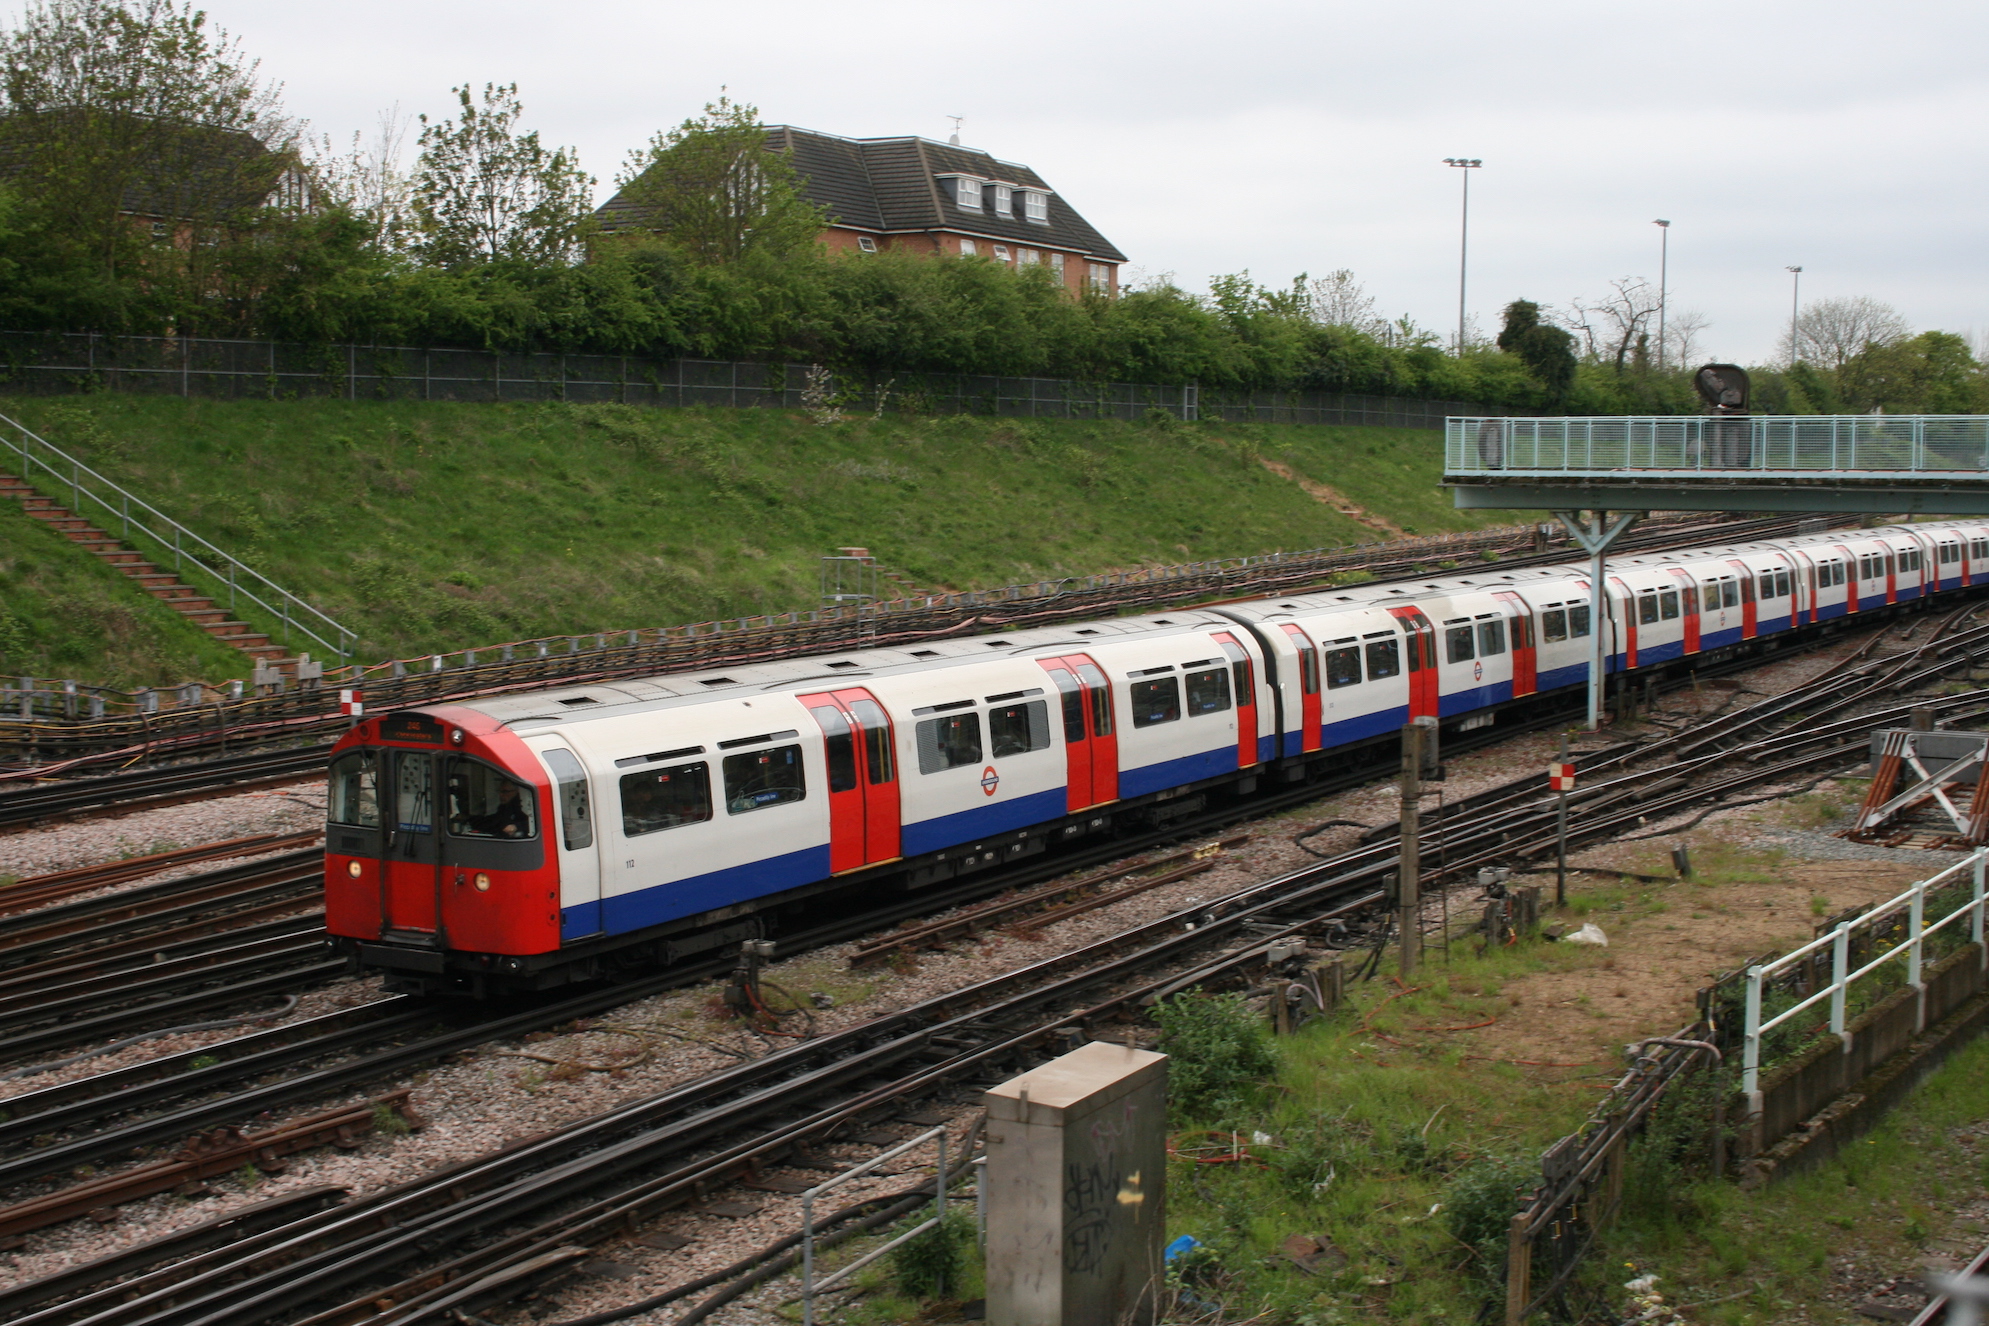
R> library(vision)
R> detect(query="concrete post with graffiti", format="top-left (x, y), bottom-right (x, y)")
top-left (983, 1041), bottom-right (1168, 1326)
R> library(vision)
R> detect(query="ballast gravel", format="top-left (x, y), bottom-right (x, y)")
top-left (0, 777), bottom-right (325, 881)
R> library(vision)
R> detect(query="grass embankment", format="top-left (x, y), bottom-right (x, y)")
top-left (0, 490), bottom-right (251, 687)
top-left (0, 396), bottom-right (1502, 678)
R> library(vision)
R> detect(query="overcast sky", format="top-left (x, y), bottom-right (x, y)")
top-left (181, 0), bottom-right (1989, 364)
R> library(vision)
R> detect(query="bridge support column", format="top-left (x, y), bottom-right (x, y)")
top-left (1553, 509), bottom-right (1640, 731)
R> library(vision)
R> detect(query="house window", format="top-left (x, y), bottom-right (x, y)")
top-left (1024, 191), bottom-right (1048, 222)
top-left (959, 238), bottom-right (977, 256)
top-left (955, 178), bottom-right (983, 211)
top-left (856, 235), bottom-right (877, 253)
top-left (1019, 248), bottom-right (1039, 266)
top-left (992, 184), bottom-right (1012, 216)
top-left (150, 220), bottom-right (170, 243)
top-left (993, 244), bottom-right (1011, 262)
top-left (1087, 262), bottom-right (1111, 291)
top-left (1050, 252), bottom-right (1065, 277)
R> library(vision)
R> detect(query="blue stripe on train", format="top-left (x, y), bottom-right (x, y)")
top-left (567, 841), bottom-right (833, 942)
top-left (902, 786), bottom-right (1070, 857)
top-left (1119, 746), bottom-right (1240, 799)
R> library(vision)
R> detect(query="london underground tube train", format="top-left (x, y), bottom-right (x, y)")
top-left (325, 520), bottom-right (1989, 995)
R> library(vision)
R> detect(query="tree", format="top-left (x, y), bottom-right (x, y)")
top-left (1837, 331), bottom-right (1986, 413)
top-left (610, 94), bottom-right (826, 265)
top-left (1497, 299), bottom-right (1576, 404)
top-left (411, 83), bottom-right (594, 268)
top-left (1780, 295), bottom-right (1911, 372)
top-left (1563, 277), bottom-right (1660, 373)
top-left (1302, 268), bottom-right (1385, 336)
top-left (0, 0), bottom-right (299, 315)
top-left (311, 105), bottom-right (414, 251)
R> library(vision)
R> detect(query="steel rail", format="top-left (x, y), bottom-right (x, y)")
top-left (0, 831), bottom-right (320, 913)
top-left (0, 747), bottom-right (329, 828)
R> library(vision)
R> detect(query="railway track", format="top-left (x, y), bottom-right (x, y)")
top-left (16, 606), bottom-right (1983, 1326)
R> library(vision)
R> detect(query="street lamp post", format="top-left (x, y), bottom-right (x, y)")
top-left (1653, 220), bottom-right (1670, 370)
top-left (1786, 265), bottom-right (1803, 365)
top-left (1443, 158), bottom-right (1482, 354)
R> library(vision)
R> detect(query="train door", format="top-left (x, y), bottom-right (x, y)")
top-left (382, 746), bottom-right (442, 937)
top-left (1885, 549), bottom-right (1898, 604)
top-left (1278, 623), bottom-right (1323, 753)
top-left (800, 688), bottom-right (902, 874)
top-left (1668, 569), bottom-right (1702, 650)
top-left (1785, 550), bottom-right (1815, 626)
top-left (1838, 545), bottom-right (1861, 614)
top-left (534, 743), bottom-right (600, 936)
top-left (1038, 655), bottom-right (1118, 809)
top-left (1725, 559), bottom-right (1758, 638)
top-left (1611, 578), bottom-right (1640, 669)
top-left (1211, 631), bottom-right (1259, 768)
top-left (1386, 607), bottom-right (1439, 719)
top-left (1493, 591), bottom-right (1537, 696)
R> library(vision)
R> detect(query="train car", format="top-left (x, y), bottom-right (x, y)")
top-left (326, 520), bottom-right (1989, 995)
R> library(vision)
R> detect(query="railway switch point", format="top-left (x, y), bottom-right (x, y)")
top-left (984, 1042), bottom-right (1167, 1326)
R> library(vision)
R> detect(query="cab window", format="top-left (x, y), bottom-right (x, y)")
top-left (328, 750), bottom-right (380, 828)
top-left (447, 758), bottom-right (539, 840)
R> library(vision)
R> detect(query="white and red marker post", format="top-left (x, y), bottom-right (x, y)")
top-left (339, 689), bottom-right (363, 725)
top-left (1550, 736), bottom-right (1576, 904)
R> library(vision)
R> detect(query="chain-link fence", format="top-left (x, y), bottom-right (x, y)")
top-left (0, 331), bottom-right (1496, 429)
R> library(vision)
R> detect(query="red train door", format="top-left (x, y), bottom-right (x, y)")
top-left (1668, 569), bottom-right (1701, 650)
top-left (382, 748), bottom-right (442, 936)
top-left (1726, 560), bottom-right (1758, 638)
top-left (1386, 607), bottom-right (1439, 719)
top-left (1211, 631), bottom-right (1258, 768)
top-left (1493, 591), bottom-right (1537, 696)
top-left (1885, 550), bottom-right (1898, 604)
top-left (1278, 623), bottom-right (1323, 752)
top-left (1610, 577), bottom-right (1639, 668)
top-left (1039, 654), bottom-right (1118, 809)
top-left (800, 687), bottom-right (902, 874)
top-left (1838, 545), bottom-right (1860, 613)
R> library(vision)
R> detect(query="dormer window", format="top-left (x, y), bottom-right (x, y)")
top-left (955, 177), bottom-right (983, 211)
top-left (992, 244), bottom-right (1011, 262)
top-left (1024, 191), bottom-right (1048, 223)
top-left (856, 235), bottom-right (878, 253)
top-left (992, 184), bottom-right (1012, 217)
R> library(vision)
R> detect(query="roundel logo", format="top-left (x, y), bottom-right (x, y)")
top-left (1473, 661), bottom-right (1483, 682)
top-left (980, 765), bottom-right (1000, 796)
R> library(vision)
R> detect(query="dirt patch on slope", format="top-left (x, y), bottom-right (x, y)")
top-left (1255, 456), bottom-right (1407, 537)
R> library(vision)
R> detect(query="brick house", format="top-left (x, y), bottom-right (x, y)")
top-left (595, 126), bottom-right (1127, 295)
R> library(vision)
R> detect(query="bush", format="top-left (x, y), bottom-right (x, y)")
top-left (1153, 988), bottom-right (1278, 1121)
top-left (1444, 1153), bottom-right (1538, 1285)
top-left (889, 1209), bottom-right (972, 1299)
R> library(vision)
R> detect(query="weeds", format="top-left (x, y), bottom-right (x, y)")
top-left (1154, 989), bottom-right (1278, 1122)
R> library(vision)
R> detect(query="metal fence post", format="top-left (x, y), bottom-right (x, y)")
top-left (801, 1189), bottom-right (816, 1326)
top-left (1741, 965), bottom-right (1763, 1098)
top-left (1830, 921), bottom-right (1850, 1037)
top-left (1974, 851), bottom-right (1986, 964)
top-left (1910, 879), bottom-right (1927, 1032)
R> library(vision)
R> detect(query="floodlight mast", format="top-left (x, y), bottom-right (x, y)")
top-left (1443, 158), bottom-right (1482, 355)
top-left (1654, 220), bottom-right (1670, 370)
top-left (1786, 266), bottom-right (1804, 365)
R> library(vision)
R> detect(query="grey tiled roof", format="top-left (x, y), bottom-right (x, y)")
top-left (596, 126), bottom-right (1127, 265)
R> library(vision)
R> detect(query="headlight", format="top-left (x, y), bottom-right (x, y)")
top-left (474, 872), bottom-right (491, 892)
top-left (346, 860), bottom-right (363, 878)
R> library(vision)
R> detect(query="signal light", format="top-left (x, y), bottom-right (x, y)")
top-left (346, 860), bottom-right (362, 878)
top-left (474, 872), bottom-right (491, 892)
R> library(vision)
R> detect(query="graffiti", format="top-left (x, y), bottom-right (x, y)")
top-left (1063, 1156), bottom-right (1122, 1274)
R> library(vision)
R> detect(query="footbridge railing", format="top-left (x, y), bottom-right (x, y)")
top-left (1448, 414), bottom-right (1989, 477)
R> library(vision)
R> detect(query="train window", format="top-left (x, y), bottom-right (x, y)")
top-left (1445, 625), bottom-right (1475, 664)
top-left (808, 706), bottom-right (859, 793)
top-left (1775, 570), bottom-right (1791, 597)
top-left (1757, 574), bottom-right (1774, 599)
top-left (1296, 648), bottom-right (1319, 694)
top-left (1216, 638), bottom-right (1253, 706)
top-left (1476, 619), bottom-right (1506, 656)
top-left (1048, 668), bottom-right (1086, 743)
top-left (1129, 677), bottom-right (1182, 727)
top-left (1681, 584), bottom-right (1697, 614)
top-left (849, 698), bottom-right (896, 784)
top-left (1659, 590), bottom-right (1680, 620)
top-left (1637, 593), bottom-right (1660, 625)
top-left (1186, 667), bottom-right (1233, 713)
top-left (328, 750), bottom-right (381, 828)
top-left (1541, 609), bottom-right (1568, 643)
top-left (723, 744), bottom-right (806, 813)
top-left (1568, 604), bottom-right (1591, 637)
top-left (1076, 662), bottom-right (1115, 737)
top-left (541, 749), bottom-right (592, 851)
top-left (916, 714), bottom-right (983, 773)
top-left (989, 700), bottom-right (1052, 756)
top-left (1365, 637), bottom-right (1400, 680)
top-left (1722, 580), bottom-right (1741, 608)
top-left (394, 752), bottom-right (433, 834)
top-left (1324, 646), bottom-right (1362, 689)
top-left (1700, 579), bottom-right (1719, 607)
top-left (447, 759), bottom-right (539, 840)
top-left (621, 762), bottom-right (712, 835)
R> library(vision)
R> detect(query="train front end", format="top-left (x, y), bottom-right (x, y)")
top-left (324, 706), bottom-right (563, 995)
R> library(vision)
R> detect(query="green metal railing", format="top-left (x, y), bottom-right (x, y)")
top-left (1448, 414), bottom-right (1989, 476)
